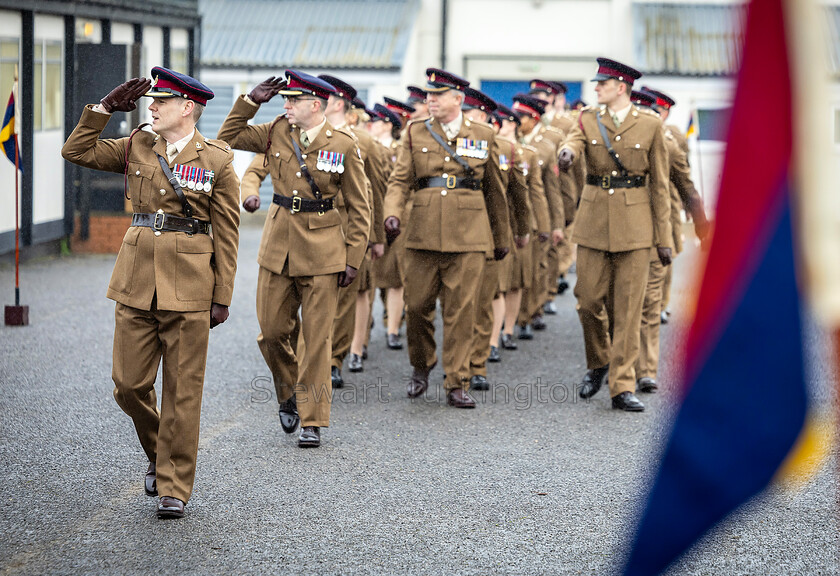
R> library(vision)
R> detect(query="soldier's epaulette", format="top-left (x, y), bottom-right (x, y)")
top-left (337, 125), bottom-right (360, 142)
top-left (521, 143), bottom-right (538, 153)
top-left (544, 125), bottom-right (564, 135)
top-left (465, 119), bottom-right (494, 136)
top-left (204, 138), bottom-right (232, 153)
top-left (664, 128), bottom-right (675, 140)
top-left (328, 127), bottom-right (356, 143)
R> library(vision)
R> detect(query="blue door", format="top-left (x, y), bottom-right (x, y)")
top-left (479, 80), bottom-right (582, 109)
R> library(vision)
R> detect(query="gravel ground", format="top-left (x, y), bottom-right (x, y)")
top-left (1, 224), bottom-right (837, 575)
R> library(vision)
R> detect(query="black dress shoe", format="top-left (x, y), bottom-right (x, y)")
top-left (531, 315), bottom-right (547, 331)
top-left (407, 364), bottom-right (433, 398)
top-left (517, 324), bottom-right (533, 340)
top-left (637, 377), bottom-right (658, 393)
top-left (348, 353), bottom-right (364, 372)
top-left (579, 364), bottom-right (609, 399)
top-left (660, 310), bottom-right (669, 325)
top-left (447, 389), bottom-right (476, 409)
top-left (331, 365), bottom-right (344, 389)
top-left (298, 426), bottom-right (321, 447)
top-left (387, 333), bottom-right (404, 350)
top-left (278, 397), bottom-right (300, 434)
top-left (145, 462), bottom-right (157, 497)
top-left (487, 345), bottom-right (501, 363)
top-left (500, 333), bottom-right (518, 350)
top-left (557, 275), bottom-right (570, 295)
top-left (612, 391), bottom-right (645, 412)
top-left (470, 374), bottom-right (489, 391)
top-left (157, 496), bottom-right (185, 519)
top-left (362, 345), bottom-right (368, 360)
top-left (543, 301), bottom-right (558, 315)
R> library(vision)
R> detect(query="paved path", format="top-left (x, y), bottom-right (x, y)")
top-left (1, 224), bottom-right (837, 575)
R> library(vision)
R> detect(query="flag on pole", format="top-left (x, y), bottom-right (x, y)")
top-left (0, 81), bottom-right (21, 172)
top-left (621, 0), bottom-right (829, 574)
top-left (685, 109), bottom-right (698, 139)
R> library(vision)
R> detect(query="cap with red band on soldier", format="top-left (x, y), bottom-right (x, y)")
top-left (591, 58), bottom-right (643, 86)
top-left (383, 96), bottom-right (415, 120)
top-left (630, 90), bottom-right (657, 109)
top-left (424, 68), bottom-right (470, 93)
top-left (406, 85), bottom-right (427, 104)
top-left (462, 87), bottom-right (497, 114)
top-left (511, 93), bottom-right (546, 119)
top-left (318, 74), bottom-right (357, 103)
top-left (640, 86), bottom-right (676, 109)
top-left (529, 79), bottom-right (568, 96)
top-left (372, 103), bottom-right (402, 126)
top-left (279, 70), bottom-right (336, 100)
top-left (145, 66), bottom-right (215, 105)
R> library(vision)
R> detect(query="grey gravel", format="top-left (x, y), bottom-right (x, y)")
top-left (1, 224), bottom-right (837, 576)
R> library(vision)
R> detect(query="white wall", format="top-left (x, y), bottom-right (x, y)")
top-left (0, 10), bottom-right (21, 238)
top-left (33, 14), bottom-right (65, 226)
top-left (140, 26), bottom-right (163, 123)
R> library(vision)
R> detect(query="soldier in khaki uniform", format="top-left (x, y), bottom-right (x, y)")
top-left (384, 68), bottom-right (509, 409)
top-left (61, 69), bottom-right (240, 518)
top-left (218, 71), bottom-right (370, 447)
top-left (318, 75), bottom-right (387, 381)
top-left (406, 85), bottom-right (429, 120)
top-left (494, 104), bottom-right (550, 353)
top-left (512, 94), bottom-right (565, 338)
top-left (631, 90), bottom-right (709, 394)
top-left (462, 88), bottom-right (531, 390)
top-left (530, 80), bottom-right (582, 306)
top-left (558, 58), bottom-right (672, 412)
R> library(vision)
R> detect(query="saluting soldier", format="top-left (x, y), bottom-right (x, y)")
top-left (384, 68), bottom-right (509, 409)
top-left (61, 68), bottom-right (240, 518)
top-left (462, 88), bottom-right (531, 390)
top-left (511, 94), bottom-right (565, 338)
top-left (218, 71), bottom-right (370, 447)
top-left (318, 74), bottom-right (387, 380)
top-left (631, 90), bottom-right (709, 394)
top-left (557, 58), bottom-right (673, 412)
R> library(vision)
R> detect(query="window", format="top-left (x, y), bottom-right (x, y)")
top-left (34, 39), bottom-right (62, 131)
top-left (0, 38), bottom-right (19, 110)
top-left (171, 47), bottom-right (188, 74)
top-left (834, 108), bottom-right (840, 145)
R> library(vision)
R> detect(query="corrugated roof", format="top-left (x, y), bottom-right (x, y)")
top-left (199, 0), bottom-right (419, 70)
top-left (633, 3), bottom-right (748, 76)
top-left (824, 5), bottom-right (840, 77)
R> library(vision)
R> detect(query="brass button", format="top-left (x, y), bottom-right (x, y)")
top-left (275, 152), bottom-right (280, 157)
top-left (154, 231), bottom-right (161, 236)
top-left (615, 135), bottom-right (621, 141)
top-left (441, 190), bottom-right (447, 196)
top-left (635, 144), bottom-right (641, 149)
top-left (609, 189), bottom-right (614, 195)
top-left (292, 190), bottom-right (298, 196)
top-left (442, 173), bottom-right (448, 179)
top-left (444, 156), bottom-right (450, 162)
top-left (135, 170), bottom-right (140, 176)
top-left (296, 172), bottom-right (301, 178)
top-left (422, 147), bottom-right (428, 152)
top-left (612, 171), bottom-right (617, 176)
top-left (592, 140), bottom-right (597, 144)
top-left (160, 189), bottom-right (166, 195)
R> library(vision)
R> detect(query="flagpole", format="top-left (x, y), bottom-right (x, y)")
top-left (14, 129), bottom-right (20, 307)
top-left (4, 65), bottom-right (27, 326)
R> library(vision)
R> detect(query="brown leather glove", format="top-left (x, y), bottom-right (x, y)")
top-left (493, 247), bottom-right (510, 261)
top-left (657, 247), bottom-right (673, 267)
top-left (338, 265), bottom-right (358, 288)
top-left (242, 195), bottom-right (261, 213)
top-left (249, 76), bottom-right (287, 105)
top-left (557, 148), bottom-right (575, 171)
top-left (384, 216), bottom-right (401, 244)
top-left (100, 77), bottom-right (152, 113)
top-left (210, 303), bottom-right (229, 329)
top-left (538, 232), bottom-right (550, 243)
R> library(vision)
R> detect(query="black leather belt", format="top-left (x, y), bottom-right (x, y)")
top-left (273, 193), bottom-right (334, 214)
top-left (131, 212), bottom-right (210, 234)
top-left (416, 176), bottom-right (480, 190)
top-left (587, 174), bottom-right (647, 189)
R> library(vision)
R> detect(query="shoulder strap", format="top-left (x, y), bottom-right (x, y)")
top-left (595, 113), bottom-right (629, 177)
top-left (290, 127), bottom-right (323, 200)
top-left (424, 119), bottom-right (474, 177)
top-left (156, 153), bottom-right (194, 218)
top-left (123, 122), bottom-right (151, 200)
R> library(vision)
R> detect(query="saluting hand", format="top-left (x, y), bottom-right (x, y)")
top-left (657, 247), bottom-right (673, 267)
top-left (338, 265), bottom-right (358, 288)
top-left (100, 77), bottom-right (152, 113)
top-left (243, 195), bottom-right (261, 213)
top-left (249, 76), bottom-right (287, 104)
top-left (210, 303), bottom-right (229, 328)
top-left (384, 216), bottom-right (401, 244)
top-left (557, 148), bottom-right (575, 171)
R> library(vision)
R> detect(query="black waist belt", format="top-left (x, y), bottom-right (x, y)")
top-left (131, 212), bottom-right (210, 234)
top-left (587, 174), bottom-right (647, 189)
top-left (416, 176), bottom-right (480, 190)
top-left (273, 194), bottom-right (334, 213)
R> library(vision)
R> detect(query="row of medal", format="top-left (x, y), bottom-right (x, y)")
top-left (499, 154), bottom-right (510, 171)
top-left (316, 151), bottom-right (345, 174)
top-left (455, 138), bottom-right (489, 159)
top-left (173, 164), bottom-right (214, 192)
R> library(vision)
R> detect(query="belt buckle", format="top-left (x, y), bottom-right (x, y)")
top-left (291, 196), bottom-right (302, 214)
top-left (153, 211), bottom-right (165, 231)
top-left (446, 175), bottom-right (456, 189)
top-left (600, 175), bottom-right (611, 189)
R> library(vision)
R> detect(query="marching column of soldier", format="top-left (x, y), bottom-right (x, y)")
top-left (61, 56), bottom-right (708, 519)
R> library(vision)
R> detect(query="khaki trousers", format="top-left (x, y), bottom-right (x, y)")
top-left (519, 239), bottom-right (549, 325)
top-left (637, 259), bottom-right (668, 380)
top-left (112, 301), bottom-right (209, 503)
top-left (404, 249), bottom-right (485, 391)
top-left (557, 222), bottom-right (576, 276)
top-left (256, 264), bottom-right (338, 427)
top-left (661, 263), bottom-right (674, 312)
top-left (574, 246), bottom-right (650, 397)
top-left (331, 265), bottom-right (361, 369)
top-left (469, 258), bottom-right (500, 377)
